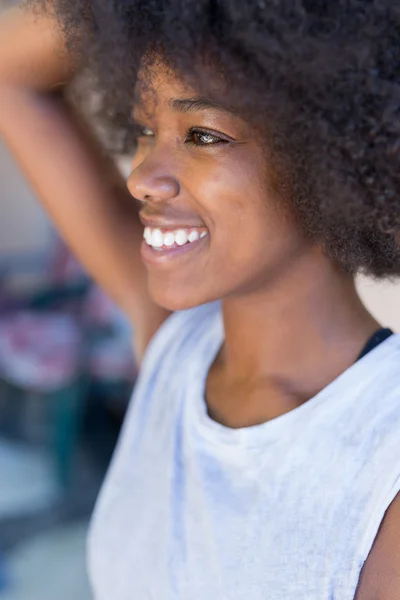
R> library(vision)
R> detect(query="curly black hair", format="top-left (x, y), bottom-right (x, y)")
top-left (28, 0), bottom-right (400, 277)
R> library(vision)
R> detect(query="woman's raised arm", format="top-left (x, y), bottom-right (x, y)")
top-left (0, 4), bottom-right (170, 362)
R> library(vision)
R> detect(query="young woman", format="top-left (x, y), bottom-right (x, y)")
top-left (1, 1), bottom-right (400, 598)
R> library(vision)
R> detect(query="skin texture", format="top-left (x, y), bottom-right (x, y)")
top-left (355, 494), bottom-right (400, 600)
top-left (0, 3), bottom-right (73, 88)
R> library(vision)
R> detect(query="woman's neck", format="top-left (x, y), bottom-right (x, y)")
top-left (209, 251), bottom-right (379, 427)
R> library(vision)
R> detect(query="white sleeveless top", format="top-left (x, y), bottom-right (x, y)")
top-left (88, 302), bottom-right (400, 600)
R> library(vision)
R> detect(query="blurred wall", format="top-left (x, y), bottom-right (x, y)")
top-left (0, 0), bottom-right (51, 260)
top-left (0, 141), bottom-right (50, 258)
top-left (357, 277), bottom-right (400, 331)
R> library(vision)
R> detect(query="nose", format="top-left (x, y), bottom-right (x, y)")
top-left (127, 160), bottom-right (180, 204)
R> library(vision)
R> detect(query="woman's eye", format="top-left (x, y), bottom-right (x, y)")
top-left (186, 129), bottom-right (227, 146)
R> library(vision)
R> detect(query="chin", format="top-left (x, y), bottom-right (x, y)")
top-left (147, 277), bottom-right (215, 312)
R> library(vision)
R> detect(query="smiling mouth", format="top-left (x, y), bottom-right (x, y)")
top-left (143, 226), bottom-right (208, 251)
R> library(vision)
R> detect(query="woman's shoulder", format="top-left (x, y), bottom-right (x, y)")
top-left (355, 492), bottom-right (400, 600)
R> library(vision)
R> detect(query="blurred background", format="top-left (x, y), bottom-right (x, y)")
top-left (0, 4), bottom-right (136, 597)
top-left (0, 140), bottom-right (137, 599)
top-left (0, 129), bottom-right (137, 598)
top-left (1, 0), bottom-right (400, 599)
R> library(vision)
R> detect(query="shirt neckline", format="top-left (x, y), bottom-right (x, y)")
top-left (190, 309), bottom-right (400, 449)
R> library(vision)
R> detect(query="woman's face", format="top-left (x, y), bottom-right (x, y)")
top-left (128, 68), bottom-right (310, 310)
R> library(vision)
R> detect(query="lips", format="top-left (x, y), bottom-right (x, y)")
top-left (139, 211), bottom-right (206, 229)
top-left (139, 212), bottom-right (209, 265)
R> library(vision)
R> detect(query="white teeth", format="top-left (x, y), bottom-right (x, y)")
top-left (164, 232), bottom-right (175, 247)
top-left (144, 227), bottom-right (152, 244)
top-left (188, 230), bottom-right (200, 243)
top-left (143, 227), bottom-right (208, 248)
top-left (175, 229), bottom-right (188, 246)
top-left (151, 228), bottom-right (163, 248)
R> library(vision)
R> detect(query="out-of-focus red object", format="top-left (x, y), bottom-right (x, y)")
top-left (0, 233), bottom-right (136, 487)
top-left (0, 312), bottom-right (81, 391)
top-left (0, 235), bottom-right (87, 488)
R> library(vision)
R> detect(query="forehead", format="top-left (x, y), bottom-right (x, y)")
top-left (133, 60), bottom-right (231, 118)
top-left (134, 63), bottom-right (195, 113)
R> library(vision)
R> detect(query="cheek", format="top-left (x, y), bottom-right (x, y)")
top-left (217, 211), bottom-right (283, 277)
top-left (201, 163), bottom-right (285, 260)
top-left (205, 168), bottom-right (304, 286)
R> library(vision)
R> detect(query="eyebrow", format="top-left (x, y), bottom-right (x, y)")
top-left (168, 97), bottom-right (235, 115)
